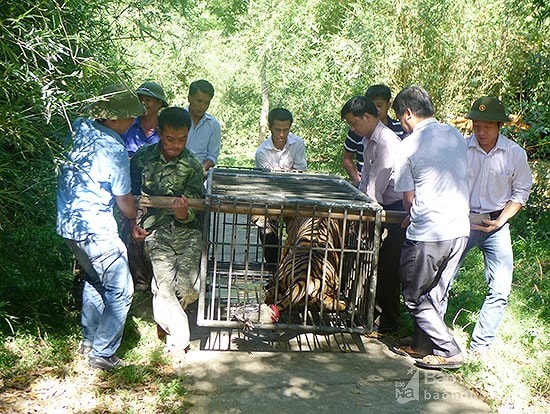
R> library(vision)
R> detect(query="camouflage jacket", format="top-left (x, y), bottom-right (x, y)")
top-left (130, 143), bottom-right (204, 231)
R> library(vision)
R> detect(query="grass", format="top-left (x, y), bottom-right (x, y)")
top-left (0, 301), bottom-right (193, 413)
top-left (441, 185), bottom-right (550, 413)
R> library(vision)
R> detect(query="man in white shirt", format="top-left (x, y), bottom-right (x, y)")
top-left (445, 96), bottom-right (532, 356)
top-left (255, 108), bottom-right (306, 171)
top-left (392, 86), bottom-right (470, 370)
top-left (254, 108), bottom-right (306, 263)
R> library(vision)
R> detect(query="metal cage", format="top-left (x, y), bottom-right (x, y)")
top-left (196, 167), bottom-right (382, 336)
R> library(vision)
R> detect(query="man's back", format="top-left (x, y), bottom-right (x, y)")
top-left (394, 118), bottom-right (469, 241)
top-left (57, 118), bottom-right (130, 240)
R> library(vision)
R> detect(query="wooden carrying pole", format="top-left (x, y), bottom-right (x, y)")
top-left (138, 195), bottom-right (408, 225)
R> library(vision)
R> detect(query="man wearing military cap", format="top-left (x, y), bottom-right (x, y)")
top-left (121, 81), bottom-right (169, 292)
top-left (443, 96), bottom-right (532, 357)
top-left (56, 84), bottom-right (145, 370)
top-left (122, 81), bottom-right (169, 157)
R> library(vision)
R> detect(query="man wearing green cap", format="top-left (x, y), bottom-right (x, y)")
top-left (122, 81), bottom-right (169, 157)
top-left (121, 81), bottom-right (168, 292)
top-left (56, 84), bottom-right (145, 370)
top-left (444, 96), bottom-right (532, 357)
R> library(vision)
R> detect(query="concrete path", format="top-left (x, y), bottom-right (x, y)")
top-left (180, 329), bottom-right (492, 414)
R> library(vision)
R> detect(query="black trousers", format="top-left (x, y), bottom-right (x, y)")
top-left (120, 217), bottom-right (153, 292)
top-left (373, 200), bottom-right (406, 332)
top-left (374, 220), bottom-right (406, 331)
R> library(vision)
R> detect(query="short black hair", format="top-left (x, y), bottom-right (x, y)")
top-left (365, 84), bottom-right (392, 102)
top-left (158, 107), bottom-right (192, 131)
top-left (392, 86), bottom-right (435, 118)
top-left (188, 79), bottom-right (215, 98)
top-left (341, 96), bottom-right (378, 120)
top-left (268, 108), bottom-right (293, 127)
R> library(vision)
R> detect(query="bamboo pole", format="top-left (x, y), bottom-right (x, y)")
top-left (137, 195), bottom-right (408, 225)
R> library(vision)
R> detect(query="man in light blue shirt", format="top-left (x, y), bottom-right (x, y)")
top-left (56, 85), bottom-right (144, 371)
top-left (186, 79), bottom-right (221, 173)
top-left (392, 86), bottom-right (469, 370)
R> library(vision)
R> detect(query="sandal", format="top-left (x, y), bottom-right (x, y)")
top-left (415, 354), bottom-right (463, 370)
top-left (391, 345), bottom-right (426, 359)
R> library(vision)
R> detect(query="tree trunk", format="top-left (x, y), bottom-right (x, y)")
top-left (258, 53), bottom-right (269, 144)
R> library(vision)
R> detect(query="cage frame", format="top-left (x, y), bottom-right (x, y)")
top-left (196, 167), bottom-right (383, 335)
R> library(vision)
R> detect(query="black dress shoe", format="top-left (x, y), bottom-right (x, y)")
top-left (88, 355), bottom-right (126, 370)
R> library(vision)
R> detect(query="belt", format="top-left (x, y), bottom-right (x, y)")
top-left (489, 210), bottom-right (503, 220)
top-left (471, 210), bottom-right (503, 220)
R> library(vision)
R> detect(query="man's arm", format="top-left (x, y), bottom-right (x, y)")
top-left (474, 200), bottom-right (523, 233)
top-left (400, 190), bottom-right (414, 228)
top-left (115, 193), bottom-right (137, 220)
top-left (204, 120), bottom-right (221, 170)
top-left (402, 190), bottom-right (414, 213)
top-left (343, 150), bottom-right (360, 185)
top-left (255, 146), bottom-right (270, 169)
top-left (365, 139), bottom-right (395, 202)
top-left (293, 139), bottom-right (307, 171)
top-left (202, 159), bottom-right (214, 172)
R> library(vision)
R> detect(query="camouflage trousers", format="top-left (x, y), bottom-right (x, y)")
top-left (144, 223), bottom-right (202, 350)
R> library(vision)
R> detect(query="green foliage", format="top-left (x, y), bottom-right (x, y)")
top-left (0, 0), bottom-right (133, 228)
top-left (0, 0), bottom-right (548, 410)
top-left (110, 0), bottom-right (549, 172)
top-left (0, 224), bottom-right (76, 334)
top-left (506, 52), bottom-right (550, 159)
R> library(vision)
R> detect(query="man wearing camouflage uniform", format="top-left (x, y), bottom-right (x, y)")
top-left (130, 107), bottom-right (204, 360)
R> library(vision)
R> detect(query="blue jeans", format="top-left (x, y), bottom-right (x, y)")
top-left (66, 236), bottom-right (134, 358)
top-left (465, 224), bottom-right (513, 351)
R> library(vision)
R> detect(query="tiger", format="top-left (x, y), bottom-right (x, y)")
top-left (264, 215), bottom-right (347, 319)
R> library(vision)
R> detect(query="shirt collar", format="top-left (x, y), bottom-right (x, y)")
top-left (91, 119), bottom-right (125, 146)
top-left (186, 106), bottom-right (213, 128)
top-left (267, 133), bottom-right (298, 150)
top-left (468, 133), bottom-right (507, 154)
top-left (414, 117), bottom-right (437, 131)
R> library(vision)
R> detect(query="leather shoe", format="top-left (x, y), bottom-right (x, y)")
top-left (89, 355), bottom-right (126, 370)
